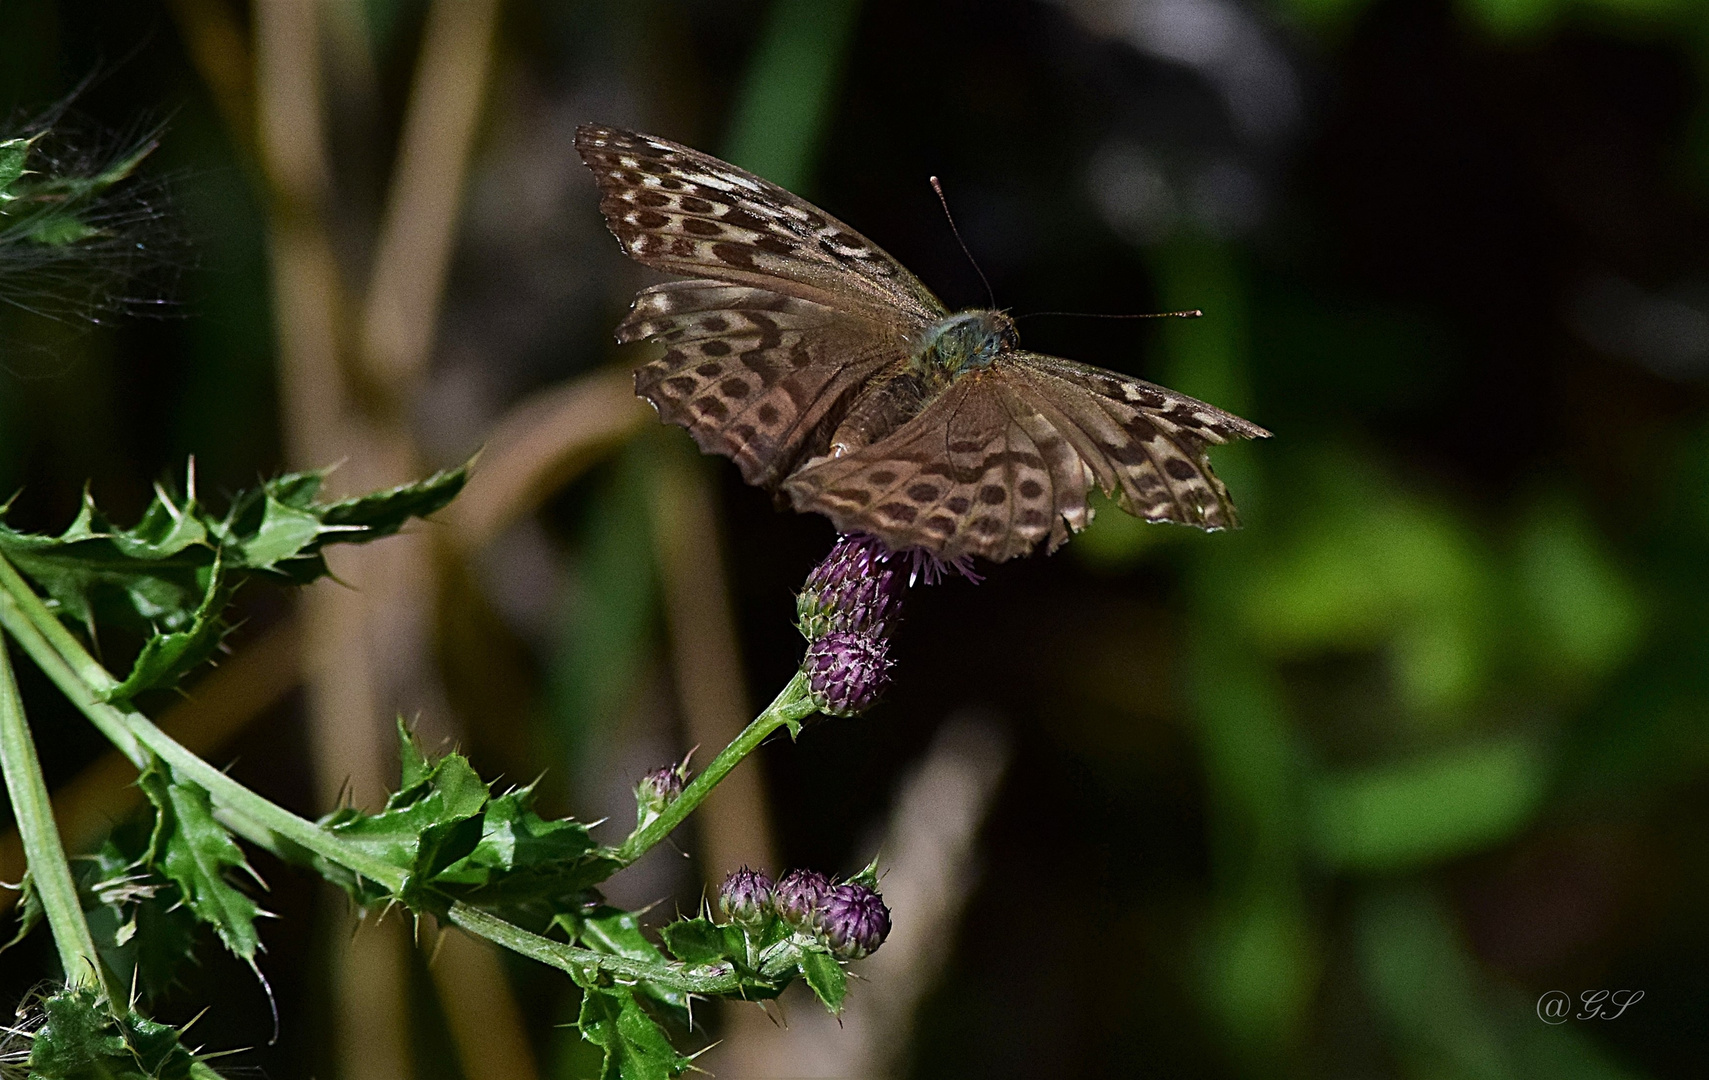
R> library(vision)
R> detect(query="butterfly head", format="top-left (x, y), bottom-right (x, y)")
top-left (911, 309), bottom-right (1017, 382)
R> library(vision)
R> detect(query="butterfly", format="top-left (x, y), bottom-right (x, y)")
top-left (575, 124), bottom-right (1270, 562)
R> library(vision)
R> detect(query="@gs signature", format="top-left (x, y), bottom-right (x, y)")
top-left (1536, 989), bottom-right (1644, 1025)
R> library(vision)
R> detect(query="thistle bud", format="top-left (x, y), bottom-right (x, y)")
top-left (718, 866), bottom-right (774, 928)
top-left (818, 883), bottom-right (891, 959)
top-left (773, 869), bottom-right (832, 933)
top-left (796, 533), bottom-right (907, 641)
top-left (803, 631), bottom-right (892, 717)
top-left (634, 762), bottom-right (687, 830)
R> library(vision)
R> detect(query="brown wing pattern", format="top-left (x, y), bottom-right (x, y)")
top-left (1021, 353), bottom-right (1271, 444)
top-left (624, 279), bottom-right (905, 486)
top-left (575, 125), bottom-right (946, 327)
top-left (783, 352), bottom-right (1271, 560)
top-left (1009, 351), bottom-right (1269, 531)
top-left (579, 123), bottom-right (1270, 559)
top-left (782, 373), bottom-right (1097, 561)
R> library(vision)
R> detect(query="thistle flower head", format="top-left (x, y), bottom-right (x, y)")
top-left (633, 760), bottom-right (688, 829)
top-left (773, 868), bottom-right (833, 932)
top-left (803, 631), bottom-right (892, 717)
top-left (717, 866), bottom-right (774, 927)
top-left (819, 883), bottom-right (891, 959)
top-left (796, 533), bottom-right (908, 641)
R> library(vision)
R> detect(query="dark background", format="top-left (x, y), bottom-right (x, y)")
top-left (1, 0), bottom-right (1705, 1077)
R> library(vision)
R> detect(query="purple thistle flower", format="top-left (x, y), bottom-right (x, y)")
top-left (638, 764), bottom-right (685, 803)
top-left (773, 869), bottom-right (833, 933)
top-left (819, 883), bottom-right (891, 959)
top-left (718, 866), bottom-right (774, 927)
top-left (803, 631), bottom-right (892, 716)
top-left (633, 761), bottom-right (688, 829)
top-left (796, 533), bottom-right (908, 641)
top-left (903, 546), bottom-right (981, 587)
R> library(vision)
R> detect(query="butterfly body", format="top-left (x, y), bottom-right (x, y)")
top-left (912, 309), bottom-right (1016, 378)
top-left (577, 124), bottom-right (1270, 562)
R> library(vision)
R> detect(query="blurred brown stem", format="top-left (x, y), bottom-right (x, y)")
top-left (447, 366), bottom-right (653, 551)
top-left (363, 0), bottom-right (502, 395)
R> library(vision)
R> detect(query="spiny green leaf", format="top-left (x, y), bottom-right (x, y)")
top-left (0, 460), bottom-right (469, 697)
top-left (576, 983), bottom-right (692, 1080)
top-left (0, 135), bottom-right (36, 198)
top-left (27, 988), bottom-right (127, 1078)
top-left (26, 212), bottom-right (102, 245)
top-left (317, 464), bottom-right (469, 535)
top-left (78, 835), bottom-right (200, 1003)
top-left (229, 494), bottom-right (329, 569)
top-left (577, 907), bottom-right (666, 964)
top-left (396, 715), bottom-right (434, 791)
top-left (568, 906), bottom-right (689, 1016)
top-left (845, 851), bottom-right (882, 889)
top-left (318, 728), bottom-right (624, 917)
top-left (799, 948), bottom-right (846, 1014)
top-left (25, 986), bottom-right (201, 1080)
top-left (101, 557), bottom-right (231, 703)
top-left (3, 869), bottom-right (42, 953)
top-left (321, 737), bottom-right (489, 908)
top-left (660, 918), bottom-right (740, 966)
top-left (137, 758), bottom-right (264, 967)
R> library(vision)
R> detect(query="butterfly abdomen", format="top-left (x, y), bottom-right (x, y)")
top-left (828, 373), bottom-right (933, 458)
top-left (911, 310), bottom-right (1017, 381)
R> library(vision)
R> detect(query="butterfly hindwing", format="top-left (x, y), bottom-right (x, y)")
top-left (782, 373), bottom-right (1096, 561)
top-left (576, 125), bottom-right (946, 327)
top-left (625, 279), bottom-right (906, 486)
top-left (784, 352), bottom-right (1270, 557)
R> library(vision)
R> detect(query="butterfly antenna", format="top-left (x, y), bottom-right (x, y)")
top-left (1017, 309), bottom-right (1203, 320)
top-left (930, 176), bottom-right (998, 309)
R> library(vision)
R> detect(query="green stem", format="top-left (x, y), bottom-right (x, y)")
top-left (0, 582), bottom-right (142, 768)
top-left (616, 672), bottom-right (817, 865)
top-left (0, 565), bottom-right (404, 893)
top-left (0, 552), bottom-right (808, 995)
top-left (444, 903), bottom-right (746, 994)
top-left (0, 634), bottom-right (110, 996)
top-left (0, 555), bottom-right (124, 696)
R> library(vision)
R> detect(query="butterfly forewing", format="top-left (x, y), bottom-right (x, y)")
top-left (1009, 351), bottom-right (1266, 530)
top-left (625, 279), bottom-right (907, 486)
top-left (576, 125), bottom-right (946, 327)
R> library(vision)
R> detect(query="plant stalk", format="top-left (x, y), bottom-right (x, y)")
top-left (0, 564), bottom-right (403, 892)
top-left (444, 902), bottom-right (747, 994)
top-left (0, 635), bottom-right (110, 996)
top-left (615, 672), bottom-right (817, 865)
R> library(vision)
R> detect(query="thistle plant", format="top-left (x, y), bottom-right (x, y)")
top-left (0, 455), bottom-right (941, 1078)
top-left (0, 115), bottom-right (996, 1080)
